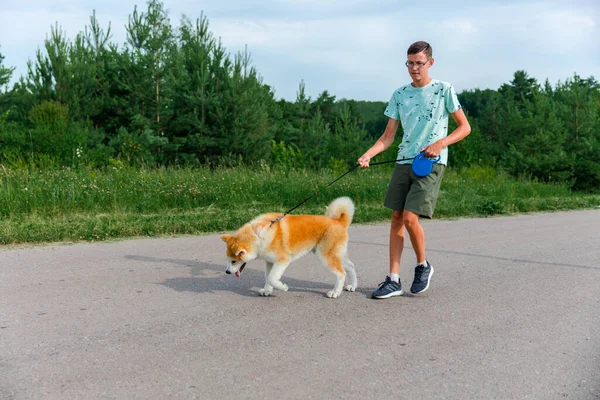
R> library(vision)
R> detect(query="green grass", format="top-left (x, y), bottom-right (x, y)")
top-left (1, 164), bottom-right (598, 245)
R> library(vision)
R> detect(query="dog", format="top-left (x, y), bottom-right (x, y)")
top-left (221, 197), bottom-right (357, 298)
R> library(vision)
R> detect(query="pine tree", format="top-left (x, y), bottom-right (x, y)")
top-left (500, 92), bottom-right (571, 182)
top-left (117, 0), bottom-right (174, 164)
top-left (0, 47), bottom-right (14, 90)
top-left (553, 75), bottom-right (600, 191)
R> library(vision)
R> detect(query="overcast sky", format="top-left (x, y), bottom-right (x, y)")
top-left (1, 0), bottom-right (598, 101)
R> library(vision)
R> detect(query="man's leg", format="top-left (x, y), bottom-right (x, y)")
top-left (397, 164), bottom-right (444, 295)
top-left (372, 210), bottom-right (406, 299)
top-left (402, 210), bottom-right (425, 263)
top-left (389, 210), bottom-right (405, 275)
top-left (373, 164), bottom-right (411, 299)
top-left (403, 209), bottom-right (434, 294)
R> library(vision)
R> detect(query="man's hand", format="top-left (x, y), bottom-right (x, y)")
top-left (357, 118), bottom-right (399, 168)
top-left (357, 154), bottom-right (371, 168)
top-left (421, 140), bottom-right (445, 158)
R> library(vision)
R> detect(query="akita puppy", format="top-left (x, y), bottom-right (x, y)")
top-left (221, 197), bottom-right (357, 298)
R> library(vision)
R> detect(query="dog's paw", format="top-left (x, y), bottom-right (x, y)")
top-left (344, 285), bottom-right (356, 292)
top-left (258, 288), bottom-right (273, 297)
top-left (280, 283), bottom-right (289, 292)
top-left (326, 290), bottom-right (340, 299)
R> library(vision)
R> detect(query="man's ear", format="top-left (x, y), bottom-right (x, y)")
top-left (221, 234), bottom-right (232, 242)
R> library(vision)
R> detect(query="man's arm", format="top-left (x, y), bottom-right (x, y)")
top-left (358, 118), bottom-right (400, 168)
top-left (421, 108), bottom-right (471, 158)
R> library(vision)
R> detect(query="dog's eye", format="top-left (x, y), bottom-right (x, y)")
top-left (231, 260), bottom-right (237, 264)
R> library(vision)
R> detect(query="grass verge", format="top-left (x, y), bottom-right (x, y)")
top-left (1, 165), bottom-right (598, 245)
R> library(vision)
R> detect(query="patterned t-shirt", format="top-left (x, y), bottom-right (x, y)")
top-left (384, 79), bottom-right (461, 165)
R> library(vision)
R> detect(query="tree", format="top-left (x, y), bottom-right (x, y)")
top-left (310, 90), bottom-right (336, 127)
top-left (167, 14), bottom-right (278, 165)
top-left (0, 47), bottom-right (16, 123)
top-left (302, 109), bottom-right (332, 168)
top-left (499, 70), bottom-right (540, 105)
top-left (214, 46), bottom-right (278, 164)
top-left (335, 99), bottom-right (388, 140)
top-left (552, 75), bottom-right (600, 191)
top-left (327, 104), bottom-right (367, 168)
top-left (124, 2), bottom-right (173, 116)
top-left (458, 88), bottom-right (496, 119)
top-left (499, 92), bottom-right (571, 182)
top-left (0, 47), bottom-right (14, 90)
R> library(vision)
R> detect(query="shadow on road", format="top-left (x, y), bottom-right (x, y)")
top-left (125, 255), bottom-right (353, 297)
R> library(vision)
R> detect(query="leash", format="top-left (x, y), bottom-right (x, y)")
top-left (270, 157), bottom-right (415, 225)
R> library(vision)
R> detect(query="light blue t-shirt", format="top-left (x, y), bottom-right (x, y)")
top-left (384, 79), bottom-right (461, 165)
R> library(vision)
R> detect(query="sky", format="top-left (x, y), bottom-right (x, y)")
top-left (1, 0), bottom-right (599, 101)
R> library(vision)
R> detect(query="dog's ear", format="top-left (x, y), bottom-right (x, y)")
top-left (235, 248), bottom-right (246, 257)
top-left (221, 234), bottom-right (232, 242)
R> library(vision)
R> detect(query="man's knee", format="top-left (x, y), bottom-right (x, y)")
top-left (391, 210), bottom-right (404, 227)
top-left (402, 211), bottom-right (420, 228)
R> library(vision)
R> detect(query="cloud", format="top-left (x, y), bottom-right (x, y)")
top-left (211, 19), bottom-right (306, 48)
top-left (0, 7), bottom-right (128, 71)
top-left (532, 10), bottom-right (597, 53)
top-left (1, 0), bottom-right (598, 100)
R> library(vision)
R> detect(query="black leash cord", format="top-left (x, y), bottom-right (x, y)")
top-left (270, 157), bottom-right (415, 225)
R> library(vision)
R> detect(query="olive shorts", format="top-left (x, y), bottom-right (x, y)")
top-left (383, 163), bottom-right (445, 219)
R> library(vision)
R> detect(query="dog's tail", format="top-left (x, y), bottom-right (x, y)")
top-left (325, 197), bottom-right (355, 227)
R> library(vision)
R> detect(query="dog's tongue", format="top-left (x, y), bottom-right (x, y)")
top-left (234, 263), bottom-right (246, 278)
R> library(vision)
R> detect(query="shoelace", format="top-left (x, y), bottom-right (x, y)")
top-left (414, 264), bottom-right (428, 281)
top-left (377, 277), bottom-right (392, 289)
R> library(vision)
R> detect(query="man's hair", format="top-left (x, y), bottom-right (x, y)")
top-left (407, 41), bottom-right (432, 59)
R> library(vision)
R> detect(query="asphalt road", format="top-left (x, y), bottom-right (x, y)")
top-left (1, 210), bottom-right (599, 400)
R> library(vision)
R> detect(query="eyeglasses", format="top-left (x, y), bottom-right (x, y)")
top-left (405, 60), bottom-right (430, 69)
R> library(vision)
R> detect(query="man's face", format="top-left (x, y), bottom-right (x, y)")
top-left (406, 51), bottom-right (432, 82)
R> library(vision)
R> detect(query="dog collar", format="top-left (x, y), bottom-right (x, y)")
top-left (270, 213), bottom-right (285, 226)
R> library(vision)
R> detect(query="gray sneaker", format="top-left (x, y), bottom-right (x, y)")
top-left (372, 276), bottom-right (404, 299)
top-left (410, 261), bottom-right (434, 294)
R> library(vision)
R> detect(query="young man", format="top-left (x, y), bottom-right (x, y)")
top-left (357, 41), bottom-right (471, 299)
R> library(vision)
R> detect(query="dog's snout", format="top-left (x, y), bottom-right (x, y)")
top-left (225, 269), bottom-right (231, 274)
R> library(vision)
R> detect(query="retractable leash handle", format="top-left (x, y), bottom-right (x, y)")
top-left (411, 151), bottom-right (441, 177)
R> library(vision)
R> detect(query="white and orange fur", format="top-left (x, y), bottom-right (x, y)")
top-left (221, 197), bottom-right (357, 298)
